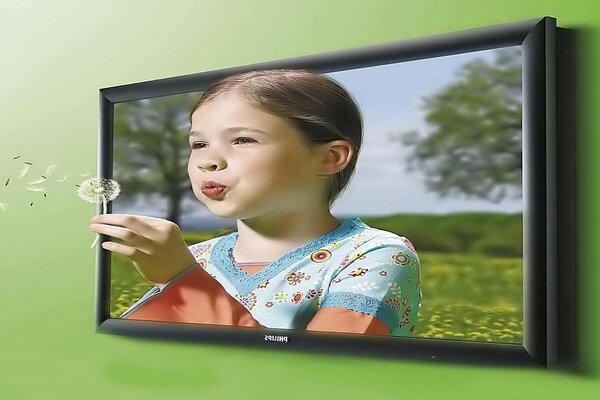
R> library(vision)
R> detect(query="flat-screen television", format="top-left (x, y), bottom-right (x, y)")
top-left (94, 16), bottom-right (576, 368)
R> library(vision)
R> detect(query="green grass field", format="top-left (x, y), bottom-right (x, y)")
top-left (109, 231), bottom-right (522, 344)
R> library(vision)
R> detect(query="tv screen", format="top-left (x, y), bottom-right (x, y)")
top-left (94, 16), bottom-right (570, 367)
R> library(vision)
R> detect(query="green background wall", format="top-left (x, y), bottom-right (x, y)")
top-left (1, 0), bottom-right (598, 397)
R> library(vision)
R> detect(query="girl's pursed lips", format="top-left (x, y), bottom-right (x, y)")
top-left (201, 180), bottom-right (229, 189)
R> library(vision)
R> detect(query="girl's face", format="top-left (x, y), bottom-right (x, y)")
top-left (187, 92), bottom-right (325, 219)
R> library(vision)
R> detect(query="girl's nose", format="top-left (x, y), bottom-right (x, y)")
top-left (198, 159), bottom-right (226, 172)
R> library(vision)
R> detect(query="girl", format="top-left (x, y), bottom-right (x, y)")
top-left (94, 68), bottom-right (422, 336)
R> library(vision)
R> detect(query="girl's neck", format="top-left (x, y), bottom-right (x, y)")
top-left (232, 209), bottom-right (341, 263)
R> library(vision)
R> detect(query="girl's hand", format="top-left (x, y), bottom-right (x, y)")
top-left (89, 213), bottom-right (197, 285)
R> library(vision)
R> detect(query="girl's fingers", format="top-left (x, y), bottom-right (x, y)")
top-left (90, 223), bottom-right (149, 248)
top-left (132, 214), bottom-right (173, 227)
top-left (91, 214), bottom-right (159, 237)
top-left (101, 241), bottom-right (142, 259)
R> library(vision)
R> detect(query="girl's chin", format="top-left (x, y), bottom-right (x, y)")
top-left (204, 202), bottom-right (243, 218)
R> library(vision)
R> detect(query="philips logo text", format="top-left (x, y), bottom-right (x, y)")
top-left (264, 334), bottom-right (289, 343)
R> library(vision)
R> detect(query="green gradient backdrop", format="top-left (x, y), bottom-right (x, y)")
top-left (0, 0), bottom-right (598, 398)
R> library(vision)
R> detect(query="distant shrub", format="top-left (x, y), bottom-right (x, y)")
top-left (472, 236), bottom-right (521, 257)
top-left (362, 212), bottom-right (522, 257)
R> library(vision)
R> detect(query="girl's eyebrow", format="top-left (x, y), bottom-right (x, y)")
top-left (189, 126), bottom-right (270, 138)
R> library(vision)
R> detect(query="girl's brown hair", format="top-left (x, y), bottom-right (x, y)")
top-left (188, 68), bottom-right (363, 208)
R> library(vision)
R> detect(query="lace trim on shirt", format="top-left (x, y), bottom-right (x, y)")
top-left (320, 291), bottom-right (399, 331)
top-left (118, 286), bottom-right (161, 319)
top-left (211, 216), bottom-right (368, 296)
top-left (118, 261), bottom-right (201, 319)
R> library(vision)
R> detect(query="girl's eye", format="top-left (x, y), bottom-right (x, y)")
top-left (190, 137), bottom-right (256, 149)
top-left (233, 137), bottom-right (256, 145)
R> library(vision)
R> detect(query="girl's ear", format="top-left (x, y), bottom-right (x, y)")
top-left (311, 140), bottom-right (353, 176)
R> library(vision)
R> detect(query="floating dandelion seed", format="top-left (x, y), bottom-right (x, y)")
top-left (0, 155), bottom-right (21, 172)
top-left (25, 186), bottom-right (46, 192)
top-left (24, 186), bottom-right (47, 206)
top-left (1, 156), bottom-right (92, 211)
top-left (44, 163), bottom-right (57, 177)
top-left (78, 177), bottom-right (121, 248)
top-left (17, 163), bottom-right (31, 179)
top-left (28, 177), bottom-right (46, 185)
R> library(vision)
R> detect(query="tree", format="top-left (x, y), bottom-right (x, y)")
top-left (392, 47), bottom-right (522, 203)
top-left (112, 91), bottom-right (203, 225)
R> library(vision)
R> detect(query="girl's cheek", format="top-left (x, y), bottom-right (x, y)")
top-left (244, 151), bottom-right (285, 172)
top-left (252, 154), bottom-right (297, 175)
top-left (247, 161), bottom-right (281, 183)
top-left (246, 156), bottom-right (295, 187)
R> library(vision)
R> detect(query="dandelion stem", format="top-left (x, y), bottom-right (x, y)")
top-left (80, 178), bottom-right (120, 249)
top-left (91, 232), bottom-right (100, 248)
top-left (91, 196), bottom-right (108, 248)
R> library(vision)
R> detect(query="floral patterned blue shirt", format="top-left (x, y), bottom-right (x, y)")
top-left (120, 216), bottom-right (422, 336)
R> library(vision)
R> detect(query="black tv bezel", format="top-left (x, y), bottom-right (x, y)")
top-left (95, 16), bottom-right (570, 369)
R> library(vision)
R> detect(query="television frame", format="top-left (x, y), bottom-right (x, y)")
top-left (95, 16), bottom-right (575, 369)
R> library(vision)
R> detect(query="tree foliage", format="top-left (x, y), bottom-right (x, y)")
top-left (112, 91), bottom-right (203, 224)
top-left (392, 47), bottom-right (523, 203)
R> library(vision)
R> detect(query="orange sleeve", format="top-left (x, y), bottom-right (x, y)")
top-left (306, 306), bottom-right (391, 335)
top-left (123, 266), bottom-right (262, 329)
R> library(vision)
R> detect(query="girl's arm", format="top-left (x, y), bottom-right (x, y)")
top-left (305, 238), bottom-right (422, 336)
top-left (121, 264), bottom-right (262, 328)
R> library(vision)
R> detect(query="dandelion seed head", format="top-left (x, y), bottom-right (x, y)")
top-left (78, 178), bottom-right (121, 204)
